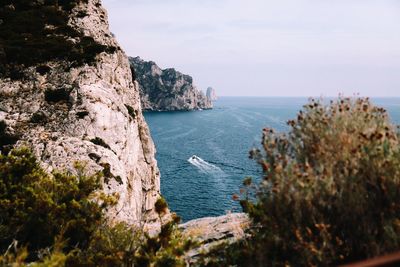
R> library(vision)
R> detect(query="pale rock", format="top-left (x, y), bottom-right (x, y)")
top-left (180, 213), bottom-right (251, 260)
top-left (206, 87), bottom-right (218, 101)
top-left (0, 0), bottom-right (160, 225)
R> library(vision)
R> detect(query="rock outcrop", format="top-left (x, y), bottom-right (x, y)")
top-left (129, 56), bottom-right (212, 111)
top-left (0, 1), bottom-right (248, 250)
top-left (0, 0), bottom-right (160, 225)
top-left (180, 213), bottom-right (250, 261)
top-left (206, 87), bottom-right (217, 101)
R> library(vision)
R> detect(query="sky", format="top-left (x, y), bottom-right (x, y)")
top-left (102, 0), bottom-right (400, 97)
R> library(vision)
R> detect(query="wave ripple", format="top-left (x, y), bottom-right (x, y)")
top-left (188, 155), bottom-right (226, 177)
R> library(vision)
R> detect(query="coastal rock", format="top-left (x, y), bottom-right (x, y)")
top-left (0, 0), bottom-right (160, 225)
top-left (129, 56), bottom-right (212, 111)
top-left (206, 87), bottom-right (217, 101)
top-left (180, 213), bottom-right (250, 259)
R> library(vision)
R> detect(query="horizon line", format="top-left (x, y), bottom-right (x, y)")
top-left (216, 95), bottom-right (400, 98)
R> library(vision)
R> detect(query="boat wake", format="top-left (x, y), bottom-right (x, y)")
top-left (188, 155), bottom-right (226, 177)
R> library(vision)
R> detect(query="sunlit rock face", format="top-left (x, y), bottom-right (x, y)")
top-left (129, 56), bottom-right (212, 111)
top-left (180, 213), bottom-right (250, 262)
top-left (206, 87), bottom-right (217, 101)
top-left (0, 0), bottom-right (160, 225)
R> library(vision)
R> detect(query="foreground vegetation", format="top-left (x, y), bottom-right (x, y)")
top-left (201, 97), bottom-right (400, 266)
top-left (0, 148), bottom-right (194, 266)
top-left (1, 97), bottom-right (399, 266)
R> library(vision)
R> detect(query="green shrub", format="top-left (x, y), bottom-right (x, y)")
top-left (203, 97), bottom-right (400, 266)
top-left (135, 213), bottom-right (195, 267)
top-left (0, 149), bottom-right (194, 266)
top-left (67, 205), bottom-right (194, 267)
top-left (0, 148), bottom-right (113, 260)
top-left (65, 222), bottom-right (143, 267)
top-left (155, 197), bottom-right (168, 217)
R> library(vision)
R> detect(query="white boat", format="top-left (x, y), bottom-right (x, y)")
top-left (190, 155), bottom-right (200, 161)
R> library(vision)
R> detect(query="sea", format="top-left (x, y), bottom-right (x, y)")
top-left (144, 97), bottom-right (400, 222)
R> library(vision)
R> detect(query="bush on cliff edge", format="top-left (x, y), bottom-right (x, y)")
top-left (0, 149), bottom-right (194, 267)
top-left (202, 97), bottom-right (400, 266)
top-left (0, 148), bottom-right (111, 259)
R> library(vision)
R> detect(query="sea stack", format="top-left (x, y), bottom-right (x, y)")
top-left (129, 56), bottom-right (212, 111)
top-left (0, 0), bottom-right (161, 226)
top-left (206, 87), bottom-right (218, 101)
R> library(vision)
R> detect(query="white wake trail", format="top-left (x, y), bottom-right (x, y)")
top-left (188, 155), bottom-right (226, 177)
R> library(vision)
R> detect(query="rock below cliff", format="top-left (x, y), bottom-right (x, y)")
top-left (0, 0), bottom-right (160, 225)
top-left (180, 213), bottom-right (250, 261)
top-left (129, 56), bottom-right (212, 111)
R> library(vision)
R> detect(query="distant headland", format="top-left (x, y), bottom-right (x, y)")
top-left (129, 56), bottom-right (213, 111)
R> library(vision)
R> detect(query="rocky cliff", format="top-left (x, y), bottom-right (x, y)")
top-left (206, 87), bottom-right (217, 101)
top-left (0, 0), bottom-right (160, 225)
top-left (129, 56), bottom-right (212, 111)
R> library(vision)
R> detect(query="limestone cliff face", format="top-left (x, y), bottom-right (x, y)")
top-left (206, 87), bottom-right (217, 101)
top-left (0, 0), bottom-right (160, 224)
top-left (129, 56), bottom-right (212, 111)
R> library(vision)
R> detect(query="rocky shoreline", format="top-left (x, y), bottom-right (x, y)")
top-left (130, 56), bottom-right (213, 111)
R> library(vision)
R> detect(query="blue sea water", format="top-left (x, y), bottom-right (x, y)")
top-left (144, 97), bottom-right (400, 222)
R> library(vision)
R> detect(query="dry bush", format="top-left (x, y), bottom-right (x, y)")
top-left (202, 97), bottom-right (400, 266)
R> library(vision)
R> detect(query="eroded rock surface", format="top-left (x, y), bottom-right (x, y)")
top-left (129, 56), bottom-right (212, 111)
top-left (206, 87), bottom-right (217, 101)
top-left (0, 0), bottom-right (160, 225)
top-left (180, 213), bottom-right (250, 260)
